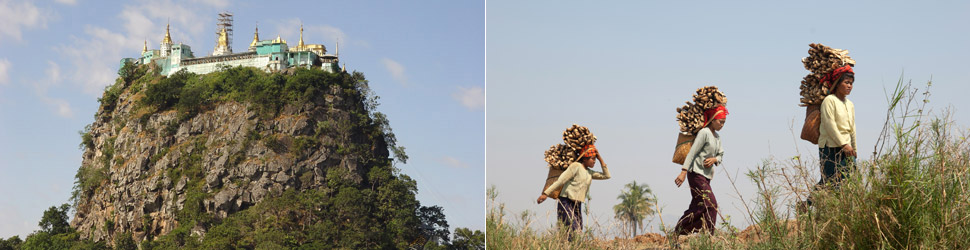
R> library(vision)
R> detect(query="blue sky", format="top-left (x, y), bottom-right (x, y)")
top-left (0, 0), bottom-right (484, 238)
top-left (487, 1), bottom-right (970, 237)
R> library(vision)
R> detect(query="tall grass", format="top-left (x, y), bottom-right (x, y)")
top-left (486, 76), bottom-right (970, 249)
top-left (486, 185), bottom-right (662, 249)
top-left (740, 76), bottom-right (970, 249)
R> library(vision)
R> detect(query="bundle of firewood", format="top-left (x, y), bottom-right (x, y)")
top-left (676, 86), bottom-right (727, 135)
top-left (543, 124), bottom-right (595, 170)
top-left (562, 124), bottom-right (596, 152)
top-left (543, 144), bottom-right (577, 170)
top-left (799, 43), bottom-right (855, 106)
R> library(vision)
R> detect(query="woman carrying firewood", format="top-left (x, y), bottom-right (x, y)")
top-left (536, 145), bottom-right (610, 241)
top-left (806, 65), bottom-right (856, 206)
top-left (674, 105), bottom-right (728, 235)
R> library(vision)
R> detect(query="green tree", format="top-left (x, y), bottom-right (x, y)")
top-left (141, 69), bottom-right (190, 110)
top-left (39, 204), bottom-right (71, 235)
top-left (113, 232), bottom-right (136, 250)
top-left (0, 236), bottom-right (22, 250)
top-left (613, 181), bottom-right (656, 238)
top-left (20, 203), bottom-right (108, 250)
top-left (417, 205), bottom-right (450, 246)
top-left (449, 228), bottom-right (484, 250)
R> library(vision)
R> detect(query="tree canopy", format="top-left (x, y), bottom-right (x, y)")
top-left (613, 181), bottom-right (656, 238)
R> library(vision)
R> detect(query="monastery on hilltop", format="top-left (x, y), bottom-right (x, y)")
top-left (122, 12), bottom-right (341, 76)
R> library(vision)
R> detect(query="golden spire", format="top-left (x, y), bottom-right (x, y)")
top-left (273, 34), bottom-right (286, 44)
top-left (142, 40), bottom-right (147, 53)
top-left (250, 25), bottom-right (259, 47)
top-left (162, 21), bottom-right (173, 44)
top-left (298, 24), bottom-right (305, 48)
top-left (217, 28), bottom-right (229, 47)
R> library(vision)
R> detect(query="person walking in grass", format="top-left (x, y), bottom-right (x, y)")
top-left (674, 105), bottom-right (728, 235)
top-left (805, 65), bottom-right (856, 207)
top-left (537, 145), bottom-right (610, 241)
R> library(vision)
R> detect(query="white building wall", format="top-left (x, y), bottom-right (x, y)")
top-left (170, 56), bottom-right (272, 76)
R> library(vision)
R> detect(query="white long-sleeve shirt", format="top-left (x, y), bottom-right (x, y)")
top-left (543, 162), bottom-right (610, 201)
top-left (682, 127), bottom-right (723, 180)
top-left (818, 94), bottom-right (856, 150)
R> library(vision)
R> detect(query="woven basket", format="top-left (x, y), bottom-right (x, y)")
top-left (542, 166), bottom-right (566, 200)
top-left (542, 167), bottom-right (565, 200)
top-left (672, 133), bottom-right (696, 165)
top-left (800, 104), bottom-right (821, 144)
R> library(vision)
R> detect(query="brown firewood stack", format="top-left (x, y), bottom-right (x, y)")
top-left (543, 124), bottom-right (596, 170)
top-left (676, 86), bottom-right (727, 135)
top-left (799, 43), bottom-right (855, 106)
top-left (562, 124), bottom-right (597, 152)
top-left (543, 144), bottom-right (576, 170)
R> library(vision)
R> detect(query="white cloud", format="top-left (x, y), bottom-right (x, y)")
top-left (453, 86), bottom-right (485, 111)
top-left (120, 0), bottom-right (210, 44)
top-left (37, 61), bottom-right (61, 91)
top-left (381, 58), bottom-right (408, 86)
top-left (0, 58), bottom-right (10, 85)
top-left (57, 0), bottom-right (216, 95)
top-left (312, 25), bottom-right (348, 49)
top-left (49, 98), bottom-right (74, 118)
top-left (55, 0), bottom-right (77, 5)
top-left (440, 156), bottom-right (471, 169)
top-left (0, 0), bottom-right (49, 44)
top-left (57, 26), bottom-right (128, 94)
top-left (190, 0), bottom-right (227, 8)
top-left (34, 61), bottom-right (73, 118)
top-left (119, 7), bottom-right (157, 45)
top-left (130, 0), bottom-right (209, 36)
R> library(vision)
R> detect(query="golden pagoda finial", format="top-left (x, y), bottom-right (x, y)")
top-left (162, 21), bottom-right (173, 44)
top-left (273, 34), bottom-right (286, 44)
top-left (142, 40), bottom-right (147, 53)
top-left (250, 25), bottom-right (259, 47)
top-left (298, 24), bottom-right (305, 48)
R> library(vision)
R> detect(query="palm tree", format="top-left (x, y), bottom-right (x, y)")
top-left (613, 181), bottom-right (656, 238)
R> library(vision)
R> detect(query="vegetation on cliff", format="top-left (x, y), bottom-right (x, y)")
top-left (4, 62), bottom-right (483, 250)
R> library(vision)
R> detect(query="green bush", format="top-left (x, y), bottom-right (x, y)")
top-left (141, 69), bottom-right (189, 110)
top-left (78, 124), bottom-right (94, 150)
top-left (292, 136), bottom-right (319, 157)
top-left (263, 134), bottom-right (286, 153)
top-left (102, 136), bottom-right (116, 168)
top-left (99, 83), bottom-right (123, 114)
top-left (71, 165), bottom-right (108, 207)
top-left (20, 204), bottom-right (109, 249)
top-left (114, 232), bottom-right (137, 250)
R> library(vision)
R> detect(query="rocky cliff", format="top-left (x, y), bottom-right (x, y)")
top-left (68, 65), bottom-right (433, 248)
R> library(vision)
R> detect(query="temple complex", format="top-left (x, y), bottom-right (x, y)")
top-left (122, 13), bottom-right (341, 76)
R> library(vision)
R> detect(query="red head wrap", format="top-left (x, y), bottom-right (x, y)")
top-left (703, 105), bottom-right (729, 125)
top-left (822, 65), bottom-right (854, 91)
top-left (581, 144), bottom-right (598, 158)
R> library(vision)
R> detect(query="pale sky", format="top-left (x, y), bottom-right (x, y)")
top-left (0, 0), bottom-right (484, 238)
top-left (487, 1), bottom-right (970, 237)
